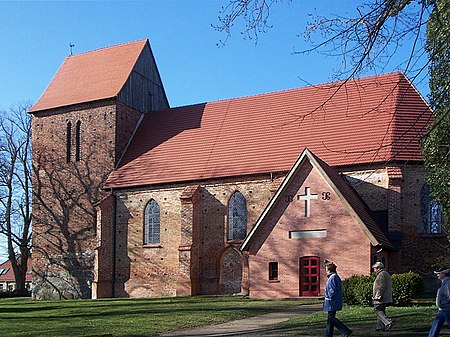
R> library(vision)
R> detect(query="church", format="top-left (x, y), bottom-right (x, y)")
top-left (29, 39), bottom-right (446, 300)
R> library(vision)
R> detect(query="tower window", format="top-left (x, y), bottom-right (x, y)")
top-left (75, 120), bottom-right (81, 161)
top-left (66, 121), bottom-right (72, 163)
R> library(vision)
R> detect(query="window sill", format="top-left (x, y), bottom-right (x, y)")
top-left (420, 233), bottom-right (446, 237)
top-left (143, 244), bottom-right (162, 248)
top-left (226, 240), bottom-right (244, 244)
top-left (268, 280), bottom-right (280, 283)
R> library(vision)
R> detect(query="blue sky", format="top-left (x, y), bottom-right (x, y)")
top-left (0, 0), bottom-right (430, 113)
top-left (0, 1), bottom-right (430, 259)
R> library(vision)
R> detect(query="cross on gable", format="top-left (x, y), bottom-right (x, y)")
top-left (297, 187), bottom-right (318, 217)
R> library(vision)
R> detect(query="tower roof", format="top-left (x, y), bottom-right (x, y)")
top-left (29, 39), bottom-right (148, 112)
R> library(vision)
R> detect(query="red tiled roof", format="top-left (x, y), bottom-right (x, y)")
top-left (0, 256), bottom-right (32, 282)
top-left (105, 72), bottom-right (433, 189)
top-left (29, 39), bottom-right (148, 112)
top-left (241, 148), bottom-right (393, 251)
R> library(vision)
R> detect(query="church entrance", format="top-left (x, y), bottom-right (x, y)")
top-left (299, 256), bottom-right (320, 296)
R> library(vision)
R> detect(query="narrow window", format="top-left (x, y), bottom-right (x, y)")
top-left (66, 121), bottom-right (72, 163)
top-left (420, 184), bottom-right (443, 234)
top-left (269, 262), bottom-right (278, 281)
top-left (75, 120), bottom-right (81, 161)
top-left (228, 191), bottom-right (247, 240)
top-left (144, 199), bottom-right (160, 244)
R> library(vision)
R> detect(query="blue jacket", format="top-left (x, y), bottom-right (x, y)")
top-left (323, 272), bottom-right (343, 312)
top-left (437, 276), bottom-right (450, 310)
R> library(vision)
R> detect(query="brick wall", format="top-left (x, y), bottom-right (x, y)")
top-left (31, 99), bottom-right (143, 299)
top-left (247, 163), bottom-right (371, 299)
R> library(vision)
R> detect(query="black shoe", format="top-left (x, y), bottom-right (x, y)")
top-left (344, 330), bottom-right (353, 337)
top-left (375, 328), bottom-right (385, 331)
top-left (385, 320), bottom-right (395, 331)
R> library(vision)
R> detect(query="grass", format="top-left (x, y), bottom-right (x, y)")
top-left (0, 296), bottom-right (446, 337)
top-left (0, 296), bottom-right (309, 337)
top-left (268, 304), bottom-right (445, 336)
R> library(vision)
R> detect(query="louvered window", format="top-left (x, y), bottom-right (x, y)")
top-left (420, 184), bottom-right (443, 234)
top-left (75, 120), bottom-right (81, 161)
top-left (144, 199), bottom-right (160, 244)
top-left (228, 191), bottom-right (247, 240)
top-left (66, 121), bottom-right (72, 163)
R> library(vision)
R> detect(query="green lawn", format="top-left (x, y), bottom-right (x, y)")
top-left (0, 296), bottom-right (445, 337)
top-left (270, 304), bottom-right (445, 336)
top-left (0, 296), bottom-right (306, 337)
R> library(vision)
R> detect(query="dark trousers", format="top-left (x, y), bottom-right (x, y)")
top-left (374, 303), bottom-right (392, 330)
top-left (326, 311), bottom-right (352, 337)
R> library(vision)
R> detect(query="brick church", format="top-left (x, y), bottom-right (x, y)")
top-left (29, 39), bottom-right (446, 300)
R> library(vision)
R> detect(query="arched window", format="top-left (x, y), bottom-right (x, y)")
top-left (75, 120), bottom-right (81, 161)
top-left (66, 121), bottom-right (72, 163)
top-left (144, 199), bottom-right (160, 244)
top-left (420, 184), bottom-right (443, 234)
top-left (228, 191), bottom-right (247, 240)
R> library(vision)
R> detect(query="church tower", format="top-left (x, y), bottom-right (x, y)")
top-left (29, 40), bottom-right (168, 299)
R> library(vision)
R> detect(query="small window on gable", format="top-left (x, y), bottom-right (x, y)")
top-left (75, 120), bottom-right (81, 161)
top-left (66, 121), bottom-right (72, 163)
top-left (269, 262), bottom-right (278, 281)
top-left (144, 199), bottom-right (160, 244)
top-left (228, 191), bottom-right (247, 240)
top-left (420, 184), bottom-right (444, 234)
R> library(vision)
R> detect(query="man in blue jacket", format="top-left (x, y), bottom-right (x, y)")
top-left (323, 260), bottom-right (352, 337)
top-left (428, 267), bottom-right (450, 337)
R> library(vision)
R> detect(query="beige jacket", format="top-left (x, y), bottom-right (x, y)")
top-left (373, 269), bottom-right (393, 304)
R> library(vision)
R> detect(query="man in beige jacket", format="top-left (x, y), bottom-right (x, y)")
top-left (372, 261), bottom-right (395, 331)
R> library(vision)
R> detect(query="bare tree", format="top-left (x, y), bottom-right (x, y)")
top-left (214, 0), bottom-right (450, 238)
top-left (0, 103), bottom-right (32, 295)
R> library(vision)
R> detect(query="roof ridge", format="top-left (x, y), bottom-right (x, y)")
top-left (206, 71), bottom-right (405, 105)
top-left (69, 39), bottom-right (148, 58)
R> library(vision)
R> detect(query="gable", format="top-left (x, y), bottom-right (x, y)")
top-left (240, 148), bottom-right (393, 254)
top-left (104, 72), bottom-right (432, 189)
top-left (29, 39), bottom-right (160, 113)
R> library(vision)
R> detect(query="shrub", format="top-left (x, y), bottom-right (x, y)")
top-left (343, 271), bottom-right (423, 307)
top-left (391, 272), bottom-right (424, 306)
top-left (343, 274), bottom-right (374, 306)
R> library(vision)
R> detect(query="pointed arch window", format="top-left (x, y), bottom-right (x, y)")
top-left (75, 120), bottom-right (81, 161)
top-left (420, 184), bottom-right (443, 234)
top-left (66, 121), bottom-right (72, 163)
top-left (144, 199), bottom-right (160, 244)
top-left (228, 191), bottom-right (247, 240)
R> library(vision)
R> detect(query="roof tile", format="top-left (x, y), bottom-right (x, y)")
top-left (105, 72), bottom-right (432, 189)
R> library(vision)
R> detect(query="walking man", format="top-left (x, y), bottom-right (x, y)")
top-left (428, 267), bottom-right (450, 337)
top-left (372, 261), bottom-right (395, 331)
top-left (323, 260), bottom-right (352, 337)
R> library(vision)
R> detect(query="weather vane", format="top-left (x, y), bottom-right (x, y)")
top-left (69, 43), bottom-right (75, 56)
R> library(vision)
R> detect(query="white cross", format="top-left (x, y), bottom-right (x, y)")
top-left (298, 187), bottom-right (318, 217)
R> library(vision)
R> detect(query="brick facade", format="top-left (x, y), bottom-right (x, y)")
top-left (31, 100), bottom-right (143, 299)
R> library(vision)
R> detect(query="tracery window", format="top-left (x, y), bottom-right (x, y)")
top-left (228, 191), bottom-right (247, 240)
top-left (144, 199), bottom-right (160, 244)
top-left (420, 184), bottom-right (443, 234)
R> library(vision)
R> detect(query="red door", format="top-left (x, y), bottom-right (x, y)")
top-left (299, 256), bottom-right (320, 296)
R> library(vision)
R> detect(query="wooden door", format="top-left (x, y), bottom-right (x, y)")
top-left (299, 256), bottom-right (320, 296)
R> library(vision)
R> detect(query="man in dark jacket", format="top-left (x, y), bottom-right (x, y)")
top-left (428, 267), bottom-right (450, 337)
top-left (323, 260), bottom-right (352, 337)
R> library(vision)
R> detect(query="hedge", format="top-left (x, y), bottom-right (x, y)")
top-left (342, 271), bottom-right (423, 306)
